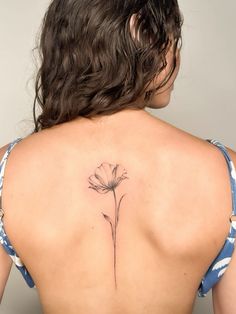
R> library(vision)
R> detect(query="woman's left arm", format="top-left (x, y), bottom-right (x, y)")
top-left (0, 143), bottom-right (13, 303)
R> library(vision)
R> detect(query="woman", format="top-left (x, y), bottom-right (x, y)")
top-left (0, 0), bottom-right (235, 313)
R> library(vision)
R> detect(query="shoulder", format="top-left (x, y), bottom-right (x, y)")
top-left (153, 120), bottom-right (235, 234)
top-left (150, 117), bottom-right (227, 178)
top-left (0, 132), bottom-right (54, 168)
top-left (0, 143), bottom-right (11, 159)
top-left (151, 116), bottom-right (235, 171)
top-left (0, 134), bottom-right (49, 198)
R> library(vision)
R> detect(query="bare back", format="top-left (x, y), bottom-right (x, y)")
top-left (2, 110), bottom-right (233, 314)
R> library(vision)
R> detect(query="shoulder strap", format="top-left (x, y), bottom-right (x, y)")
top-left (0, 137), bottom-right (23, 214)
top-left (206, 139), bottom-right (236, 220)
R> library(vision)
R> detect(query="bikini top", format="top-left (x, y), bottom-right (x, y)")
top-left (0, 137), bottom-right (236, 296)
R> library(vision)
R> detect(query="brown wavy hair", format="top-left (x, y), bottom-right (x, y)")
top-left (32, 0), bottom-right (184, 133)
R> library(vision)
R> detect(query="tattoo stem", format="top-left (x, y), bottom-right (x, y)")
top-left (113, 188), bottom-right (118, 289)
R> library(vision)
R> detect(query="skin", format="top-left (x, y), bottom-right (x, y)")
top-left (0, 101), bottom-right (233, 314)
top-left (145, 42), bottom-right (181, 109)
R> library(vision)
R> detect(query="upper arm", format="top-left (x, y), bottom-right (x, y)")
top-left (0, 143), bottom-right (12, 303)
top-left (212, 146), bottom-right (236, 314)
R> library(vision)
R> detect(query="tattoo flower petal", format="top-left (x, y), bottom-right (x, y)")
top-left (88, 162), bottom-right (128, 193)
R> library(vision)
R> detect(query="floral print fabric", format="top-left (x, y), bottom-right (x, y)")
top-left (0, 137), bottom-right (35, 288)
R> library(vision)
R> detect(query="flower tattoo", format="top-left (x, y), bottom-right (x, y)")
top-left (88, 162), bottom-right (129, 289)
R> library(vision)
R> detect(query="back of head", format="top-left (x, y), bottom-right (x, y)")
top-left (32, 0), bottom-right (183, 132)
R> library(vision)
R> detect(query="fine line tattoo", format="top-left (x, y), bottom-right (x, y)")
top-left (88, 162), bottom-right (129, 289)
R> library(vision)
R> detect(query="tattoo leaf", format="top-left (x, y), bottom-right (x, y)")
top-left (102, 212), bottom-right (115, 241)
top-left (102, 213), bottom-right (113, 226)
top-left (117, 193), bottom-right (126, 224)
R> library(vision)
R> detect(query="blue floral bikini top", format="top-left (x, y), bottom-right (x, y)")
top-left (0, 137), bottom-right (236, 296)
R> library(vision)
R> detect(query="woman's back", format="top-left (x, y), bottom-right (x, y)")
top-left (1, 109), bottom-right (234, 314)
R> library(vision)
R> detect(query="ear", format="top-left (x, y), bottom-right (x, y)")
top-left (129, 14), bottom-right (140, 42)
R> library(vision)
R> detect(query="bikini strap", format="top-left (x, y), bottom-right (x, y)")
top-left (206, 139), bottom-right (236, 222)
top-left (0, 137), bottom-right (23, 214)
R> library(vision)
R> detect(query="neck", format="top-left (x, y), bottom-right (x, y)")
top-left (72, 108), bottom-right (150, 127)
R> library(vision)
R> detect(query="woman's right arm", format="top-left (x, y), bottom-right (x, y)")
top-left (0, 245), bottom-right (12, 304)
top-left (212, 146), bottom-right (236, 314)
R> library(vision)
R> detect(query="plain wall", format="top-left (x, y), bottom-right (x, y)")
top-left (0, 0), bottom-right (235, 313)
